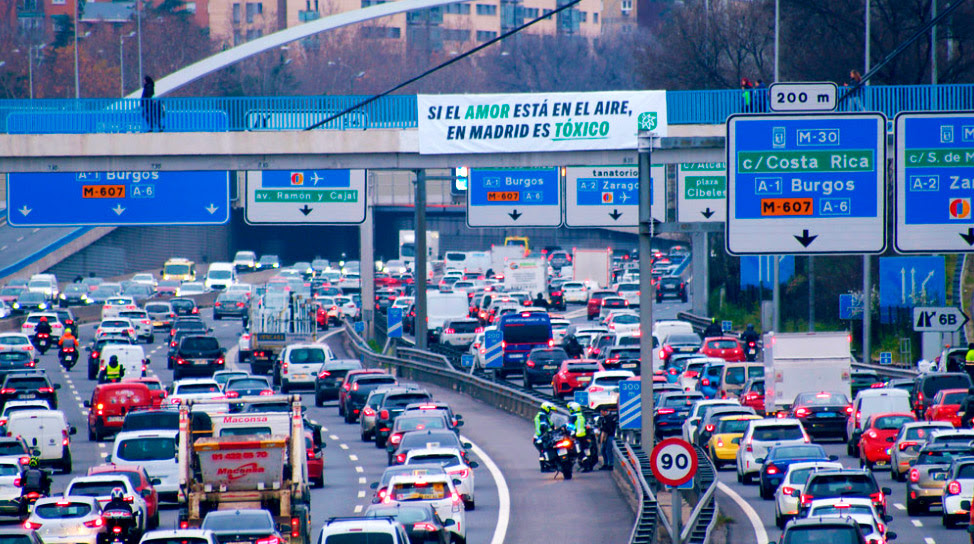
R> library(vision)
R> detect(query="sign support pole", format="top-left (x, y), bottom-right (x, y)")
top-left (361, 175), bottom-right (375, 340)
top-left (414, 169), bottom-right (428, 350)
top-left (772, 257), bottom-right (780, 332)
top-left (672, 487), bottom-right (682, 544)
top-left (863, 256), bottom-right (872, 363)
top-left (808, 257), bottom-right (815, 332)
top-left (638, 131), bottom-right (657, 445)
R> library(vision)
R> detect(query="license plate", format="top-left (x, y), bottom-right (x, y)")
top-left (543, 365), bottom-right (557, 370)
top-left (578, 377), bottom-right (591, 382)
top-left (152, 321), bottom-right (164, 326)
top-left (295, 374), bottom-right (308, 380)
top-left (108, 416), bottom-right (124, 423)
top-left (510, 354), bottom-right (523, 360)
top-left (557, 448), bottom-right (567, 455)
top-left (815, 412), bottom-right (839, 418)
top-left (19, 394), bottom-right (35, 399)
top-left (194, 359), bottom-right (208, 365)
top-left (336, 378), bottom-right (345, 383)
top-left (622, 363), bottom-right (637, 369)
top-left (875, 460), bottom-right (888, 466)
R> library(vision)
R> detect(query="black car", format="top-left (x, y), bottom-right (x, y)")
top-left (172, 335), bottom-right (225, 380)
top-left (364, 503), bottom-right (451, 544)
top-left (314, 359), bottom-right (363, 406)
top-left (224, 376), bottom-right (272, 399)
top-left (169, 297), bottom-right (200, 316)
top-left (548, 251), bottom-right (572, 271)
top-left (546, 280), bottom-right (567, 311)
top-left (786, 390), bottom-right (851, 439)
top-left (59, 284), bottom-right (90, 307)
top-left (372, 388), bottom-right (434, 447)
top-left (656, 276), bottom-right (687, 302)
top-left (655, 391), bottom-right (706, 439)
top-left (0, 372), bottom-right (59, 409)
top-left (911, 371), bottom-right (973, 418)
top-left (799, 469), bottom-right (891, 518)
top-left (776, 517), bottom-right (867, 544)
top-left (388, 429), bottom-right (468, 465)
top-left (213, 293), bottom-right (249, 320)
top-left (524, 347), bottom-right (568, 388)
top-left (0, 351), bottom-right (35, 378)
top-left (342, 373), bottom-right (399, 423)
top-left (85, 335), bottom-right (135, 379)
top-left (12, 292), bottom-right (49, 315)
top-left (374, 290), bottom-right (398, 315)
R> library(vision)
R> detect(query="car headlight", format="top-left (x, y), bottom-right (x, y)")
top-left (12, 303), bottom-right (19, 309)
top-left (59, 294), bottom-right (65, 300)
top-left (38, 303), bottom-right (46, 309)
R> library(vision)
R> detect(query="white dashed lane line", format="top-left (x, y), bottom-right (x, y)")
top-left (358, 477), bottom-right (366, 484)
top-left (357, 491), bottom-right (365, 498)
top-left (329, 434), bottom-right (339, 441)
top-left (348, 454), bottom-right (358, 461)
top-left (353, 505), bottom-right (362, 513)
top-left (925, 538), bottom-right (935, 544)
top-left (355, 466), bottom-right (364, 473)
top-left (894, 503), bottom-right (906, 511)
top-left (912, 520), bottom-right (923, 527)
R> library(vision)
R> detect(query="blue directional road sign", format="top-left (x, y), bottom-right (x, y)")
top-left (739, 255), bottom-right (795, 288)
top-left (466, 167), bottom-right (561, 227)
top-left (461, 354), bottom-right (474, 368)
top-left (726, 113), bottom-right (887, 254)
top-left (619, 380), bottom-right (641, 430)
top-left (879, 352), bottom-right (893, 365)
top-left (387, 307), bottom-right (403, 339)
top-left (483, 330), bottom-right (503, 369)
top-left (879, 256), bottom-right (945, 324)
top-left (353, 321), bottom-right (365, 334)
top-left (7, 171), bottom-right (229, 227)
top-left (721, 321), bottom-right (733, 333)
top-left (564, 165), bottom-right (665, 227)
top-left (894, 112), bottom-right (974, 252)
top-left (573, 391), bottom-right (589, 407)
top-left (839, 294), bottom-right (864, 320)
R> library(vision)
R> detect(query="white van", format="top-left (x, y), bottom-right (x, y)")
top-left (278, 344), bottom-right (335, 393)
top-left (204, 263), bottom-right (237, 291)
top-left (109, 430), bottom-right (179, 501)
top-left (233, 251), bottom-right (257, 271)
top-left (427, 292), bottom-right (470, 343)
top-left (6, 409), bottom-right (75, 473)
top-left (99, 345), bottom-right (148, 378)
top-left (846, 388), bottom-right (912, 456)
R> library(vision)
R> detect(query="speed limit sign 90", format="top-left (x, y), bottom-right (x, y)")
top-left (650, 438), bottom-right (698, 487)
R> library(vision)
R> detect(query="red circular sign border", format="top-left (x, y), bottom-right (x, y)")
top-left (649, 437), bottom-right (699, 487)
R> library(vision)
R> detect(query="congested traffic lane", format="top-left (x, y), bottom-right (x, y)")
top-left (323, 333), bottom-right (635, 544)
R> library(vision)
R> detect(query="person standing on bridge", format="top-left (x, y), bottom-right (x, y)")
top-left (142, 76), bottom-right (162, 132)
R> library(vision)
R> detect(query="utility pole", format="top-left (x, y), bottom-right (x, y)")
top-left (414, 170), bottom-right (428, 349)
top-left (638, 130), bottom-right (657, 445)
top-left (360, 175), bottom-right (375, 340)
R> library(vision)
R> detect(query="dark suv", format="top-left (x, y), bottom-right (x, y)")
top-left (0, 372), bottom-right (60, 409)
top-left (799, 469), bottom-right (891, 518)
top-left (524, 347), bottom-right (568, 389)
top-left (911, 372), bottom-right (972, 418)
top-left (169, 298), bottom-right (200, 316)
top-left (776, 517), bottom-right (867, 544)
top-left (656, 276), bottom-right (687, 302)
top-left (372, 388), bottom-right (433, 447)
top-left (172, 336), bottom-right (225, 379)
top-left (314, 359), bottom-right (363, 406)
top-left (339, 371), bottom-right (398, 424)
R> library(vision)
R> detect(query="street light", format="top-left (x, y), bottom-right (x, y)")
top-left (119, 31), bottom-right (136, 97)
top-left (27, 44), bottom-right (47, 99)
top-left (73, 28), bottom-right (91, 99)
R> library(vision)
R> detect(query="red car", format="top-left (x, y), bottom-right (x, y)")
top-left (924, 388), bottom-right (967, 427)
top-left (858, 412), bottom-right (916, 470)
top-left (87, 463), bottom-right (160, 528)
top-left (305, 431), bottom-right (324, 488)
top-left (123, 377), bottom-right (167, 408)
top-left (550, 359), bottom-right (602, 399)
top-left (699, 337), bottom-right (745, 362)
top-left (740, 377), bottom-right (765, 414)
top-left (586, 291), bottom-right (617, 320)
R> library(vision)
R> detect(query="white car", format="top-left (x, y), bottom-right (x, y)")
top-left (653, 320), bottom-right (694, 340)
top-left (585, 370), bottom-right (635, 410)
top-left (804, 497), bottom-right (890, 542)
top-left (177, 282), bottom-right (207, 296)
top-left (26, 278), bottom-right (58, 300)
top-left (25, 496), bottom-right (106, 544)
top-left (96, 318), bottom-right (137, 342)
top-left (110, 430), bottom-right (180, 502)
top-left (213, 370), bottom-right (250, 391)
top-left (561, 281), bottom-right (589, 303)
top-left (334, 295), bottom-right (359, 319)
top-left (131, 273), bottom-right (157, 288)
top-left (385, 473), bottom-right (466, 542)
top-left (0, 458), bottom-right (22, 517)
top-left (118, 309), bottom-right (155, 343)
top-left (606, 311), bottom-right (640, 335)
top-left (681, 399), bottom-right (740, 443)
top-left (735, 418), bottom-right (810, 484)
top-left (0, 300), bottom-right (11, 319)
top-left (233, 250), bottom-right (258, 271)
top-left (404, 446), bottom-right (479, 509)
top-left (101, 296), bottom-right (137, 320)
top-left (440, 319), bottom-right (481, 349)
top-left (279, 344), bottom-right (334, 392)
top-left (318, 518), bottom-right (410, 544)
top-left (942, 456), bottom-right (974, 527)
top-left (140, 530), bottom-right (220, 544)
top-left (614, 282), bottom-right (641, 306)
top-left (0, 333), bottom-right (36, 360)
top-left (550, 319), bottom-right (571, 343)
top-left (773, 461), bottom-right (843, 528)
top-left (64, 474), bottom-right (149, 531)
top-left (21, 312), bottom-right (65, 338)
top-left (168, 379), bottom-right (225, 410)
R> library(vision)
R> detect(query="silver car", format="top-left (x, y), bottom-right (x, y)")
top-left (24, 496), bottom-right (105, 544)
top-left (773, 461), bottom-right (842, 529)
top-left (360, 387), bottom-right (397, 442)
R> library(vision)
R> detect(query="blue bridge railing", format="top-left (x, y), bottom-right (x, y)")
top-left (3, 83), bottom-right (974, 134)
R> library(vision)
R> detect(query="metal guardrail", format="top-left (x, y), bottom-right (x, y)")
top-left (6, 83), bottom-right (974, 133)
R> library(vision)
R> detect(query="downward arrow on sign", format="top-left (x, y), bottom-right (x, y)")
top-left (960, 228), bottom-right (974, 246)
top-left (609, 209), bottom-right (623, 221)
top-left (794, 229), bottom-right (818, 247)
top-left (509, 209), bottom-right (522, 221)
top-left (701, 208), bottom-right (715, 219)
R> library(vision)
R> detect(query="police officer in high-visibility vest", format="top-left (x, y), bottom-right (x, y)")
top-left (533, 402), bottom-right (555, 472)
top-left (568, 401), bottom-right (596, 472)
top-left (99, 355), bottom-right (125, 383)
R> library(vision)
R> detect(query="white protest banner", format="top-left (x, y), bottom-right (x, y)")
top-left (417, 91), bottom-right (667, 155)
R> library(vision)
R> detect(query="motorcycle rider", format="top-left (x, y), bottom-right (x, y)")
top-left (19, 457), bottom-right (51, 516)
top-left (58, 330), bottom-right (79, 367)
top-left (34, 317), bottom-right (52, 342)
top-left (102, 487), bottom-right (137, 543)
top-left (99, 355), bottom-right (125, 383)
top-left (532, 292), bottom-right (548, 310)
top-left (741, 324), bottom-right (760, 360)
top-left (568, 402), bottom-right (595, 472)
top-left (703, 318), bottom-right (723, 339)
top-left (533, 402), bottom-right (556, 471)
top-left (563, 333), bottom-right (583, 359)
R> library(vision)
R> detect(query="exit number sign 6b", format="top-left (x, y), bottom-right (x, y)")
top-left (769, 82), bottom-right (838, 112)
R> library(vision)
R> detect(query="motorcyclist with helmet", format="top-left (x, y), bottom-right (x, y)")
top-left (19, 456), bottom-right (51, 517)
top-left (741, 324), bottom-right (761, 361)
top-left (98, 355), bottom-right (125, 383)
top-left (563, 333), bottom-right (583, 359)
top-left (568, 402), bottom-right (596, 472)
top-left (58, 330), bottom-right (79, 367)
top-left (33, 317), bottom-right (53, 353)
top-left (533, 402), bottom-right (556, 471)
top-left (101, 487), bottom-right (138, 544)
top-left (703, 318), bottom-right (723, 339)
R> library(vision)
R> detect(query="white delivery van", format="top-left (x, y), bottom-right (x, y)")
top-left (427, 292), bottom-right (471, 343)
top-left (99, 345), bottom-right (148, 378)
top-left (763, 331), bottom-right (852, 414)
top-left (109, 430), bottom-right (180, 501)
top-left (204, 263), bottom-right (237, 291)
top-left (6, 409), bottom-right (75, 473)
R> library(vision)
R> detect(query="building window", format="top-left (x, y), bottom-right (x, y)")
top-left (445, 3), bottom-right (469, 14)
top-left (593, 12), bottom-right (597, 22)
top-left (620, 0), bottom-right (631, 13)
top-left (51, 0), bottom-right (65, 5)
top-left (232, 3), bottom-right (241, 23)
top-left (475, 4), bottom-right (496, 15)
top-left (580, 11), bottom-right (586, 21)
top-left (523, 7), bottom-right (538, 18)
top-left (476, 30), bottom-right (496, 41)
top-left (442, 28), bottom-right (470, 41)
top-left (542, 8), bottom-right (552, 17)
top-left (361, 25), bottom-right (400, 38)
top-left (245, 2), bottom-right (262, 22)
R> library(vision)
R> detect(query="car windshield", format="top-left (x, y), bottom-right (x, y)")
top-left (397, 417), bottom-right (446, 431)
top-left (593, 375), bottom-right (630, 387)
top-left (0, 464), bottom-right (20, 476)
top-left (117, 437), bottom-right (176, 461)
top-left (18, 293), bottom-right (44, 302)
top-left (502, 324), bottom-right (550, 344)
top-left (366, 505), bottom-right (431, 524)
top-left (447, 321), bottom-right (480, 333)
top-left (788, 468), bottom-right (816, 486)
top-left (530, 350), bottom-right (567, 363)
top-left (357, 376), bottom-right (397, 387)
top-left (608, 348), bottom-right (640, 359)
top-left (942, 391), bottom-right (967, 404)
top-left (69, 481), bottom-right (128, 497)
top-left (324, 534), bottom-right (395, 544)
top-left (399, 432), bottom-right (459, 449)
top-left (209, 271), bottom-right (232, 280)
top-left (613, 314), bottom-right (639, 324)
top-left (171, 300), bottom-right (195, 311)
top-left (668, 334), bottom-right (701, 345)
top-left (808, 475), bottom-right (875, 495)
top-left (177, 384), bottom-right (220, 394)
top-left (811, 505), bottom-right (874, 517)
top-left (905, 425), bottom-right (943, 440)
top-left (144, 539), bottom-right (211, 544)
top-left (772, 445), bottom-right (824, 459)
top-left (717, 419), bottom-right (753, 434)
top-left (5, 377), bottom-right (47, 390)
top-left (0, 337), bottom-right (29, 346)
top-left (289, 348), bottom-right (327, 363)
top-left (182, 337), bottom-right (219, 351)
top-left (0, 443), bottom-right (24, 456)
top-left (408, 454), bottom-right (460, 468)
top-left (662, 395), bottom-right (702, 408)
top-left (228, 379), bottom-right (268, 390)
top-left (145, 304), bottom-right (171, 313)
top-left (874, 415), bottom-right (914, 430)
top-left (35, 502), bottom-right (92, 518)
top-left (918, 449), bottom-right (967, 464)
top-left (753, 425), bottom-right (803, 441)
top-left (202, 512), bottom-right (271, 531)
top-left (725, 367), bottom-right (747, 385)
top-left (386, 394), bottom-right (431, 408)
top-left (566, 362), bottom-right (600, 373)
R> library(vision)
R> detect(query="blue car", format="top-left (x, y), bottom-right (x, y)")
top-left (654, 391), bottom-right (706, 439)
top-left (758, 443), bottom-right (837, 499)
top-left (697, 362), bottom-right (725, 399)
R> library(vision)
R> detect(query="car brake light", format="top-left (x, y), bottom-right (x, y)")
top-left (290, 517), bottom-right (300, 538)
top-left (0, 388), bottom-right (14, 395)
top-left (352, 382), bottom-right (359, 391)
top-left (765, 464), bottom-right (778, 475)
top-left (395, 453), bottom-right (405, 464)
top-left (701, 378), bottom-right (710, 386)
top-left (588, 386), bottom-right (604, 393)
top-left (845, 405), bottom-right (853, 415)
top-left (225, 391), bottom-right (239, 398)
top-left (657, 408), bottom-right (675, 415)
top-left (781, 486), bottom-right (795, 496)
top-left (870, 491), bottom-right (885, 505)
top-left (800, 494), bottom-right (812, 506)
top-left (794, 407), bottom-right (809, 418)
top-left (390, 433), bottom-right (402, 445)
top-left (179, 521), bottom-right (190, 529)
top-left (898, 440), bottom-right (918, 451)
top-left (526, 360), bottom-right (535, 368)
top-left (444, 328), bottom-right (455, 335)
top-left (23, 521), bottom-right (41, 530)
top-left (745, 439), bottom-right (753, 452)
top-left (866, 430), bottom-right (878, 439)
top-left (83, 517), bottom-right (104, 528)
top-left (449, 467), bottom-right (470, 478)
top-left (18, 456), bottom-right (28, 465)
top-left (379, 410), bottom-right (389, 420)
top-left (947, 481), bottom-right (962, 495)
top-left (704, 424), bottom-right (715, 432)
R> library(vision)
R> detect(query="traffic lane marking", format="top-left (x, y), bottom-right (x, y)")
top-left (716, 482), bottom-right (767, 544)
top-left (912, 520), bottom-right (922, 527)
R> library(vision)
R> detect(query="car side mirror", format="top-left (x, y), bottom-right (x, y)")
top-left (456, 420), bottom-right (465, 427)
top-left (151, 478), bottom-right (161, 486)
top-left (882, 487), bottom-right (891, 495)
top-left (105, 454), bottom-right (111, 462)
top-left (455, 414), bottom-right (463, 420)
top-left (83, 401), bottom-right (91, 408)
top-left (463, 442), bottom-right (472, 449)
top-left (145, 358), bottom-right (151, 365)
top-left (468, 461), bottom-right (479, 469)
top-left (884, 515), bottom-right (893, 523)
top-left (69, 426), bottom-right (77, 435)
top-left (443, 519), bottom-right (455, 527)
top-left (828, 455), bottom-right (839, 461)
top-left (53, 383), bottom-right (61, 390)
top-left (886, 532), bottom-right (896, 541)
top-left (370, 482), bottom-right (379, 490)
top-left (755, 458), bottom-right (765, 465)
top-left (908, 460), bottom-right (916, 466)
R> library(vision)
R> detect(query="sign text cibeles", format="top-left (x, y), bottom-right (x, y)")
top-left (417, 91), bottom-right (668, 154)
